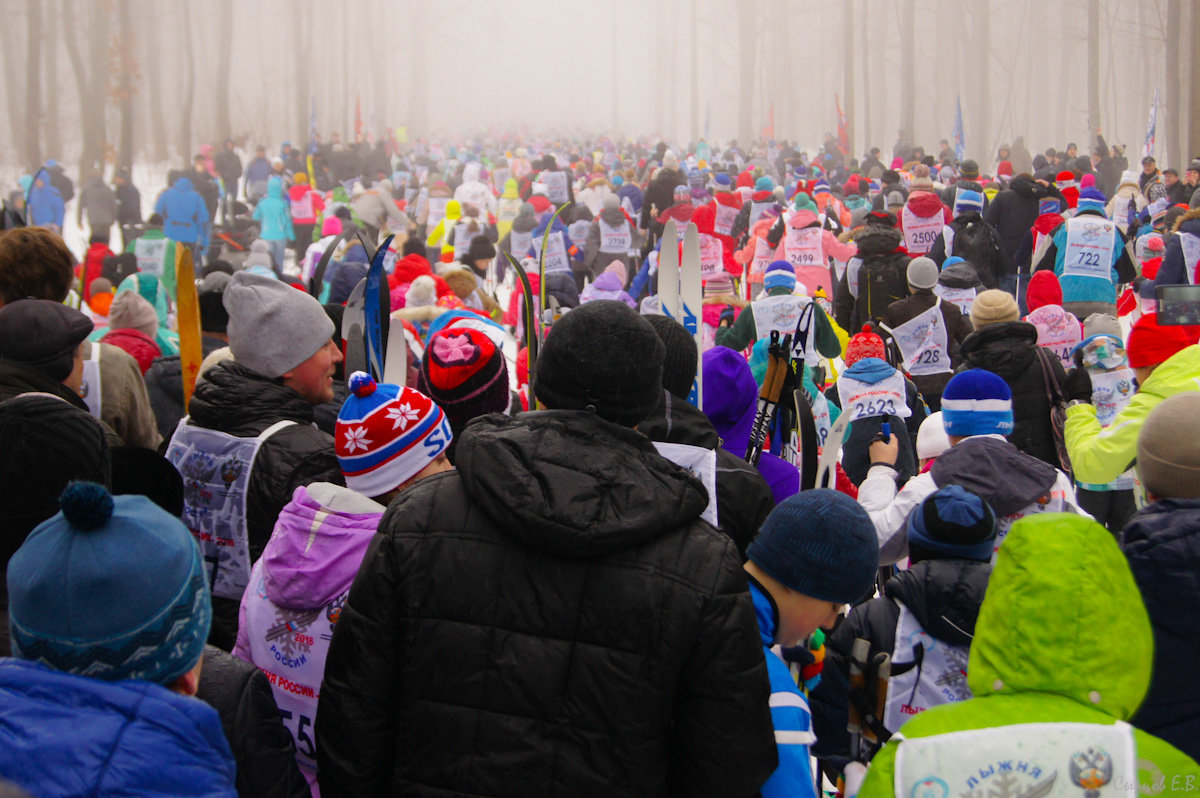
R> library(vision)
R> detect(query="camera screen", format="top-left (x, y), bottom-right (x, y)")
top-left (1155, 284), bottom-right (1200, 326)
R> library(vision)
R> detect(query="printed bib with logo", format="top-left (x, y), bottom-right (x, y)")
top-left (165, 419), bottom-right (295, 600)
top-left (837, 369), bottom-right (911, 420)
top-left (933, 285), bottom-right (976, 316)
top-left (1179, 231), bottom-right (1200, 285)
top-left (598, 218), bottom-right (633, 253)
top-left (652, 442), bottom-right (718, 526)
top-left (753, 294), bottom-right (817, 361)
top-left (533, 231), bottom-right (570, 272)
top-left (427, 197), bottom-right (449, 229)
top-left (883, 603), bottom-right (972, 733)
top-left (699, 233), bottom-right (724, 278)
top-left (1030, 311), bottom-right (1083, 370)
top-left (896, 721), bottom-right (1136, 798)
top-left (1063, 217), bottom-right (1117, 280)
top-left (902, 206), bottom-right (944, 255)
top-left (881, 299), bottom-right (951, 377)
top-left (784, 226), bottom-right (824, 268)
top-left (80, 344), bottom-right (103, 419)
top-left (1089, 368), bottom-right (1138, 491)
top-left (134, 236), bottom-right (168, 276)
top-left (497, 196), bottom-right (521, 224)
top-left (751, 236), bottom-right (774, 277)
top-left (453, 222), bottom-right (479, 259)
top-left (510, 229), bottom-right (533, 257)
top-left (290, 191), bottom-right (314, 220)
top-left (542, 171), bottom-right (568, 204)
top-left (748, 200), bottom-right (773, 229)
top-left (714, 202), bottom-right (739, 237)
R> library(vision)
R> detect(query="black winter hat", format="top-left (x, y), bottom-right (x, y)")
top-left (0, 299), bottom-right (93, 382)
top-left (466, 235), bottom-right (496, 262)
top-left (0, 393), bottom-right (111, 559)
top-left (197, 271), bottom-right (231, 334)
top-left (644, 314), bottom-right (698, 401)
top-left (535, 300), bottom-right (664, 426)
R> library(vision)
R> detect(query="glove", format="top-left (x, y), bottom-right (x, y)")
top-left (1063, 367), bottom-right (1093, 403)
top-left (719, 306), bottom-right (735, 328)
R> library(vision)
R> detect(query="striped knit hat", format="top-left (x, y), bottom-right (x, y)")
top-left (941, 369), bottom-right (1013, 438)
top-left (336, 372), bottom-right (452, 498)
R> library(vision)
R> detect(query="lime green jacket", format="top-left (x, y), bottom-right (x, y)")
top-left (859, 513), bottom-right (1200, 797)
top-left (1065, 345), bottom-right (1200, 485)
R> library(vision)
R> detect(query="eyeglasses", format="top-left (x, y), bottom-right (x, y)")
top-left (1077, 337), bottom-right (1127, 371)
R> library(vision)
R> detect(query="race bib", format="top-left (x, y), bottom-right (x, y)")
top-left (533, 231), bottom-right (570, 272)
top-left (884, 300), bottom-right (951, 376)
top-left (896, 722), bottom-right (1136, 798)
top-left (784, 226), bottom-right (824, 267)
top-left (1179, 231), bottom-right (1200, 285)
top-left (748, 200), bottom-right (773, 229)
top-left (838, 369), bottom-right (911, 420)
top-left (598, 218), bottom-right (632, 253)
top-left (699, 233), bottom-right (724, 278)
top-left (290, 191), bottom-right (314, 220)
top-left (1091, 368), bottom-right (1136, 428)
top-left (652, 442), bottom-right (718, 527)
top-left (1063, 217), bottom-right (1117, 280)
top-left (134, 237), bottom-right (168, 276)
top-left (751, 236), bottom-right (774, 276)
top-left (902, 205), bottom-right (944, 255)
top-left (810, 389), bottom-right (832, 448)
top-left (714, 202), bottom-right (738, 237)
top-left (752, 294), bottom-right (813, 357)
top-left (1031, 314), bottom-right (1082, 370)
top-left (498, 197), bottom-right (521, 224)
top-left (427, 196), bottom-right (449, 228)
top-left (933, 285), bottom-right (976, 316)
top-left (542, 171), bottom-right (568, 204)
top-left (883, 604), bottom-right (972, 733)
top-left (510, 229), bottom-right (532, 257)
top-left (453, 222), bottom-right (477, 259)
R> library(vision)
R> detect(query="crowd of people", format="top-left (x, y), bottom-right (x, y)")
top-left (0, 127), bottom-right (1199, 797)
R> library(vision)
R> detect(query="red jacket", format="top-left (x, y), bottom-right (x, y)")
top-left (99, 328), bottom-right (161, 374)
top-left (288, 185), bottom-right (325, 224)
top-left (80, 243), bottom-right (114, 302)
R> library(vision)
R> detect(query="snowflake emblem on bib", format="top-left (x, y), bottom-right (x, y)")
top-left (386, 403), bottom-right (421, 430)
top-left (343, 426), bottom-right (372, 452)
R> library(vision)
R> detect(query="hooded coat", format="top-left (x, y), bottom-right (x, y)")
top-left (78, 175), bottom-right (119, 230)
top-left (1153, 208), bottom-right (1200, 288)
top-left (582, 205), bottom-right (643, 280)
top-left (154, 177), bottom-right (210, 247)
top-left (983, 174), bottom-right (1050, 279)
top-left (835, 226), bottom-right (910, 332)
top-left (858, 514), bottom-right (1200, 798)
top-left (253, 177), bottom-right (296, 243)
top-left (315, 411), bottom-right (777, 797)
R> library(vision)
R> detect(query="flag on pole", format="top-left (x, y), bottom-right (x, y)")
top-left (760, 103), bottom-right (775, 141)
top-left (835, 94), bottom-right (849, 155)
top-left (952, 95), bottom-right (966, 163)
top-left (355, 93), bottom-right (363, 143)
top-left (1144, 88), bottom-right (1159, 160)
top-left (308, 95), bottom-right (318, 154)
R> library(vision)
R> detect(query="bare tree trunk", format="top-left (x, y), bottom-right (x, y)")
top-left (117, 0), bottom-right (135, 172)
top-left (898, 0), bottom-right (914, 148)
top-left (861, 0), bottom-right (871, 152)
top-left (612, 2), bottom-right (619, 134)
top-left (44, 18), bottom-right (61, 161)
top-left (1166, 0), bottom-right (1181, 169)
top-left (1086, 0), bottom-right (1100, 150)
top-left (408, 0), bottom-right (426, 137)
top-left (181, 0), bottom-right (195, 162)
top-left (146, 4), bottom-right (168, 162)
top-left (690, 0), bottom-right (699, 142)
top-left (25, 0), bottom-right (42, 169)
top-left (1189, 2), bottom-right (1200, 160)
top-left (844, 0), bottom-right (855, 158)
top-left (215, 0), bottom-right (233, 140)
top-left (974, 1), bottom-right (990, 161)
top-left (737, 0), bottom-right (756, 145)
top-left (62, 0), bottom-right (93, 175)
top-left (0, 10), bottom-right (24, 163)
top-left (293, 5), bottom-right (307, 144)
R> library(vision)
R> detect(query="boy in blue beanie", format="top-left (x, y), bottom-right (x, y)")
top-left (744, 489), bottom-right (880, 798)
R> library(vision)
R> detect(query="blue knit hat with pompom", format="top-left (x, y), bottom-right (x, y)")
top-left (7, 482), bottom-right (210, 686)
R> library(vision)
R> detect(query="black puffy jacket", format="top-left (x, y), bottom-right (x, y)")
top-left (1122, 499), bottom-right (1200, 761)
top-left (638, 389), bottom-right (775, 557)
top-left (835, 226), bottom-right (909, 332)
top-left (196, 646), bottom-right (310, 798)
top-left (143, 335), bottom-right (226, 440)
top-left (812, 558), bottom-right (991, 762)
top-left (958, 321), bottom-right (1066, 467)
top-left (983, 175), bottom-right (1047, 278)
top-left (180, 361), bottom-right (344, 649)
top-left (317, 410), bottom-right (777, 797)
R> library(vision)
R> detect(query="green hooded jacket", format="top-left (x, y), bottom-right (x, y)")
top-left (1065, 345), bottom-right (1200, 485)
top-left (859, 513), bottom-right (1200, 797)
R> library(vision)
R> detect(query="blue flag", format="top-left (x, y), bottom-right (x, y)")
top-left (309, 95), bottom-right (318, 154)
top-left (952, 95), bottom-right (965, 163)
top-left (1144, 88), bottom-right (1158, 160)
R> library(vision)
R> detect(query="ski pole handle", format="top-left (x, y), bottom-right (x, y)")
top-left (880, 422), bottom-right (890, 444)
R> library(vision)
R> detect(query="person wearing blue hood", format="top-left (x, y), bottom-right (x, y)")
top-left (154, 174), bottom-right (210, 261)
top-left (1034, 187), bottom-right (1137, 318)
top-left (244, 145), bottom-right (272, 202)
top-left (26, 173), bottom-right (65, 228)
top-left (252, 176), bottom-right (294, 275)
top-left (525, 206), bottom-right (578, 274)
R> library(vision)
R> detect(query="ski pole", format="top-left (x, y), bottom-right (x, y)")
top-left (880, 422), bottom-right (891, 443)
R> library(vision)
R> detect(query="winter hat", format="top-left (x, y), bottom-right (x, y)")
top-left (673, 184), bottom-right (691, 203)
top-left (466, 235), bottom-right (496, 263)
top-left (320, 216), bottom-right (343, 237)
top-left (417, 327), bottom-right (510, 435)
top-left (812, 179), bottom-right (830, 195)
top-left (940, 369), bottom-right (1014, 438)
top-left (886, 191), bottom-right (906, 210)
top-left (754, 176), bottom-right (775, 192)
top-left (845, 324), bottom-right (886, 367)
top-left (0, 394), bottom-right (111, 558)
top-left (8, 483), bottom-right (210, 686)
top-left (603, 259), bottom-right (628, 286)
top-left (405, 275), bottom-right (438, 309)
top-left (915, 411), bottom-right (950, 460)
top-left (1082, 313), bottom-right (1123, 342)
top-left (953, 190), bottom-right (984, 216)
top-left (714, 173), bottom-right (732, 188)
top-left (645, 313), bottom-right (699, 400)
top-left (0, 299), bottom-right (93, 382)
top-left (1038, 198), bottom-right (1062, 216)
top-left (747, 489), bottom-right (879, 604)
top-left (906, 485), bottom-right (997, 563)
top-left (1137, 392), bottom-right (1200, 499)
top-left (224, 270), bottom-right (334, 378)
top-left (959, 160), bottom-right (980, 180)
top-left (970, 289), bottom-right (1020, 329)
top-left (1127, 313), bottom-right (1192, 368)
top-left (336, 372), bottom-right (452, 497)
top-left (793, 192), bottom-right (817, 213)
top-left (906, 256), bottom-right (939, 290)
top-left (294, 172), bottom-right (308, 185)
top-left (1025, 270), bottom-right (1063, 312)
top-left (107, 290), bottom-right (159, 338)
top-left (704, 272), bottom-right (734, 297)
top-left (1076, 187), bottom-right (1107, 214)
top-left (197, 271), bottom-right (231, 334)
top-left (535, 299), bottom-right (664, 426)
top-left (763, 260), bottom-right (797, 293)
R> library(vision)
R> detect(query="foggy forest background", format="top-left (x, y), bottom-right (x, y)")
top-left (1, 0), bottom-right (1198, 177)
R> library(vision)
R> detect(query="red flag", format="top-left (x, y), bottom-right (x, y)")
top-left (760, 103), bottom-right (775, 141)
top-left (355, 93), bottom-right (363, 143)
top-left (835, 94), bottom-right (849, 155)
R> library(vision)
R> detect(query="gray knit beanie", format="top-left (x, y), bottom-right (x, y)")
top-left (224, 270), bottom-right (334, 378)
top-left (1137, 392), bottom-right (1200, 500)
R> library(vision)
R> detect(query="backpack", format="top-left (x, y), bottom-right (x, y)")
top-left (859, 255), bottom-right (909, 326)
top-left (950, 218), bottom-right (1001, 288)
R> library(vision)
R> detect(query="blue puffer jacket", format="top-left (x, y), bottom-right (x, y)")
top-left (27, 182), bottom-right (65, 227)
top-left (154, 177), bottom-right (210, 247)
top-left (1152, 211), bottom-right (1200, 288)
top-left (0, 658), bottom-right (237, 796)
top-left (1122, 498), bottom-right (1200, 762)
top-left (253, 177), bottom-right (295, 242)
